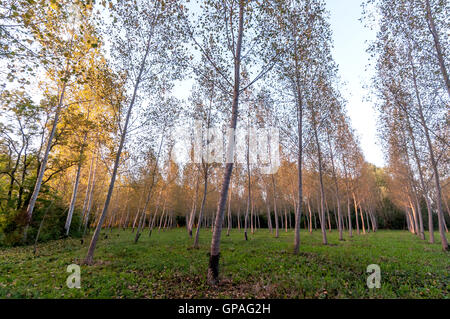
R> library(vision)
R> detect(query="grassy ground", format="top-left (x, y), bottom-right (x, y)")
top-left (0, 228), bottom-right (448, 298)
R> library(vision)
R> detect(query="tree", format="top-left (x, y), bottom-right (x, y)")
top-left (23, 1), bottom-right (100, 241)
top-left (84, 0), bottom-right (187, 264)
top-left (186, 0), bottom-right (284, 285)
top-left (367, 0), bottom-right (449, 250)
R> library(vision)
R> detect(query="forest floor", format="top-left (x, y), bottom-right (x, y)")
top-left (0, 228), bottom-right (448, 298)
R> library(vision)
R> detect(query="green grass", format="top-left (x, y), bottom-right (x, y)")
top-left (0, 228), bottom-right (448, 298)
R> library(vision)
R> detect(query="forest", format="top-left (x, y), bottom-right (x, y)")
top-left (0, 0), bottom-right (448, 299)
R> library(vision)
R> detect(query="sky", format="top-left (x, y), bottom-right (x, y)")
top-left (325, 0), bottom-right (384, 167)
top-left (173, 0), bottom-right (385, 168)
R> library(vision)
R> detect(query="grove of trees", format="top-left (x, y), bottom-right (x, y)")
top-left (0, 0), bottom-right (448, 286)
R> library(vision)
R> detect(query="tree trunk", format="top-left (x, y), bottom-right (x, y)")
top-left (83, 153), bottom-right (98, 236)
top-left (343, 156), bottom-right (353, 237)
top-left (353, 193), bottom-right (360, 235)
top-left (404, 109), bottom-right (434, 242)
top-left (327, 130), bottom-right (343, 240)
top-left (272, 174), bottom-right (279, 238)
top-left (409, 197), bottom-right (419, 235)
top-left (409, 50), bottom-right (448, 250)
top-left (149, 188), bottom-right (163, 237)
top-left (284, 208), bottom-right (288, 232)
top-left (307, 199), bottom-right (312, 233)
top-left (365, 209), bottom-right (371, 233)
top-left (194, 171), bottom-right (208, 248)
top-left (134, 127), bottom-right (165, 243)
top-left (188, 168), bottom-right (200, 237)
top-left (312, 115), bottom-right (327, 245)
top-left (359, 204), bottom-right (366, 235)
top-left (79, 151), bottom-right (95, 231)
top-left (226, 180), bottom-right (232, 236)
top-left (293, 81), bottom-right (303, 253)
top-left (17, 140), bottom-right (30, 209)
top-left (237, 208), bottom-right (241, 230)
top-left (83, 32), bottom-right (154, 264)
top-left (158, 199), bottom-right (167, 232)
top-left (266, 200), bottom-right (273, 233)
top-left (424, 0), bottom-right (450, 99)
top-left (65, 132), bottom-right (88, 236)
top-left (326, 201), bottom-right (332, 232)
top-left (208, 1), bottom-right (244, 285)
top-left (244, 123), bottom-right (252, 241)
top-left (24, 82), bottom-right (66, 242)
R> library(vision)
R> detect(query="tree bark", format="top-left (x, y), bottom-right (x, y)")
top-left (188, 167), bottom-right (200, 237)
top-left (226, 179), bottom-right (232, 236)
top-left (312, 111), bottom-right (328, 245)
top-left (79, 151), bottom-right (95, 231)
top-left (327, 130), bottom-right (343, 240)
top-left (424, 0), bottom-right (450, 99)
top-left (272, 173), bottom-right (279, 238)
top-left (24, 81), bottom-right (66, 242)
top-left (194, 170), bottom-right (209, 248)
top-left (293, 69), bottom-right (303, 253)
top-left (265, 200), bottom-right (272, 233)
top-left (65, 132), bottom-right (88, 235)
top-left (353, 193), bottom-right (360, 235)
top-left (208, 0), bottom-right (244, 285)
top-left (84, 32), bottom-right (154, 264)
top-left (404, 108), bottom-right (434, 242)
top-left (83, 153), bottom-right (98, 236)
top-left (409, 49), bottom-right (448, 250)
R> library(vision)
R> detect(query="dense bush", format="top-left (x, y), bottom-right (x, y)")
top-left (0, 199), bottom-right (83, 247)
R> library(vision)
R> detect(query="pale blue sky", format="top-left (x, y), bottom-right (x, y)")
top-left (325, 0), bottom-right (384, 167)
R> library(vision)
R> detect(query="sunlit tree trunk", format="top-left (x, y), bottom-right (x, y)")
top-left (359, 204), bottom-right (366, 235)
top-left (307, 199), bottom-right (312, 234)
top-left (83, 33), bottom-right (153, 264)
top-left (24, 82), bottom-right (66, 242)
top-left (79, 151), bottom-right (95, 231)
top-left (65, 132), bottom-right (88, 236)
top-left (409, 197), bottom-right (419, 235)
top-left (326, 202), bottom-right (332, 232)
top-left (82, 154), bottom-right (98, 237)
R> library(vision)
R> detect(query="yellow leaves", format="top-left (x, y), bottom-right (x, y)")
top-left (50, 1), bottom-right (58, 10)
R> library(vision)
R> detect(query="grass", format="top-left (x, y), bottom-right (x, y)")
top-left (0, 228), bottom-right (448, 298)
